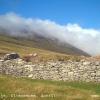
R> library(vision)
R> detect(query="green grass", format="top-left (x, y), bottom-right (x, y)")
top-left (0, 75), bottom-right (100, 100)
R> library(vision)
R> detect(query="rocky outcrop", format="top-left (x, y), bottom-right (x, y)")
top-left (3, 53), bottom-right (20, 60)
top-left (0, 58), bottom-right (100, 82)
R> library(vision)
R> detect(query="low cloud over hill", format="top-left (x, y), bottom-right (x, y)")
top-left (0, 12), bottom-right (100, 55)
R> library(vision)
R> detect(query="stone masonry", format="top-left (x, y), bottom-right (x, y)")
top-left (0, 58), bottom-right (100, 82)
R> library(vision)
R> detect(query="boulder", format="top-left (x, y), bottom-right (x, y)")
top-left (22, 53), bottom-right (38, 62)
top-left (4, 53), bottom-right (20, 60)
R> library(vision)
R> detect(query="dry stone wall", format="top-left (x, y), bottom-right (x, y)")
top-left (0, 59), bottom-right (100, 82)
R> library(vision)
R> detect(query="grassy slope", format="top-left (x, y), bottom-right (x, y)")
top-left (0, 35), bottom-right (67, 59)
top-left (0, 34), bottom-right (58, 56)
top-left (0, 34), bottom-right (87, 61)
top-left (0, 75), bottom-right (100, 100)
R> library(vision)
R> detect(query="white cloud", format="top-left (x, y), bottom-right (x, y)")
top-left (0, 12), bottom-right (100, 55)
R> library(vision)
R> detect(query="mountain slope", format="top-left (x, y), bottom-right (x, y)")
top-left (0, 33), bottom-right (90, 57)
top-left (28, 34), bottom-right (90, 56)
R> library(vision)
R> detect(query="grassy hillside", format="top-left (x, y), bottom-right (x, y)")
top-left (0, 34), bottom-right (67, 60)
top-left (0, 34), bottom-right (89, 56)
top-left (0, 75), bottom-right (100, 100)
top-left (0, 34), bottom-right (89, 61)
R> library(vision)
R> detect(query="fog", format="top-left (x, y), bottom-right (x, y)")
top-left (0, 12), bottom-right (100, 56)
